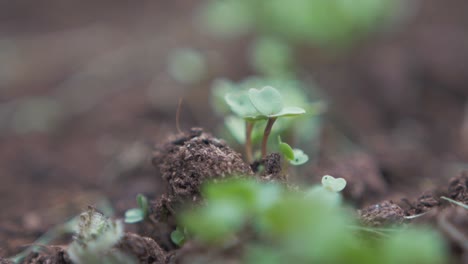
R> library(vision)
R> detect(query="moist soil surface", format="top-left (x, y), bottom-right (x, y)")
top-left (1, 0), bottom-right (468, 263)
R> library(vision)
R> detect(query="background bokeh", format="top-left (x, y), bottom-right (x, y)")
top-left (1, 0), bottom-right (468, 258)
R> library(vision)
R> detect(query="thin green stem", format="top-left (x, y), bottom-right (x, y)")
top-left (261, 117), bottom-right (277, 159)
top-left (245, 121), bottom-right (254, 163)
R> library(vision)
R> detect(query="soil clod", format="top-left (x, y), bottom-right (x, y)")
top-left (153, 128), bottom-right (253, 201)
top-left (448, 172), bottom-right (468, 204)
top-left (359, 200), bottom-right (405, 227)
top-left (116, 233), bottom-right (167, 264)
top-left (261, 153), bottom-right (285, 181)
top-left (22, 246), bottom-right (71, 264)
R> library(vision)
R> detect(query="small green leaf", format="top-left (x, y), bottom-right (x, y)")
top-left (124, 208), bottom-right (144, 223)
top-left (321, 175), bottom-right (346, 192)
top-left (249, 86), bottom-right (283, 116)
top-left (290, 149), bottom-right (309, 165)
top-left (278, 136), bottom-right (294, 160)
top-left (225, 91), bottom-right (260, 117)
top-left (171, 227), bottom-right (186, 246)
top-left (272, 106), bottom-right (306, 117)
top-left (136, 194), bottom-right (148, 218)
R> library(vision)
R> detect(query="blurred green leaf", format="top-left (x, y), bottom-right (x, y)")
top-left (171, 227), bottom-right (186, 246)
top-left (136, 194), bottom-right (148, 217)
top-left (225, 90), bottom-right (261, 118)
top-left (322, 175), bottom-right (347, 192)
top-left (248, 86), bottom-right (284, 116)
top-left (168, 48), bottom-right (206, 84)
top-left (124, 208), bottom-right (144, 224)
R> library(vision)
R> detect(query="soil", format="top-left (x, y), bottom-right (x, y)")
top-left (1, 0), bottom-right (468, 263)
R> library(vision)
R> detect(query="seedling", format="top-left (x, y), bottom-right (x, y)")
top-left (306, 175), bottom-right (347, 206)
top-left (124, 194), bottom-right (149, 224)
top-left (67, 207), bottom-right (135, 264)
top-left (225, 86), bottom-right (305, 161)
top-left (170, 226), bottom-right (187, 246)
top-left (278, 136), bottom-right (309, 165)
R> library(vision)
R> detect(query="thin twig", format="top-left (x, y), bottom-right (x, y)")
top-left (440, 196), bottom-right (468, 210)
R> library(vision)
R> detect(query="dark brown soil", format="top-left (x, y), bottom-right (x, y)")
top-left (359, 201), bottom-right (405, 227)
top-left (116, 233), bottom-right (167, 264)
top-left (153, 128), bottom-right (253, 201)
top-left (22, 247), bottom-right (71, 264)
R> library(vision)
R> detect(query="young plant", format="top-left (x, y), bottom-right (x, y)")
top-left (306, 175), bottom-right (347, 206)
top-left (225, 86), bottom-right (305, 161)
top-left (124, 194), bottom-right (149, 224)
top-left (170, 226), bottom-right (187, 247)
top-left (278, 136), bottom-right (309, 166)
top-left (67, 207), bottom-right (135, 264)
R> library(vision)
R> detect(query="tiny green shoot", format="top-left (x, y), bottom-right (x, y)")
top-left (170, 226), bottom-right (187, 246)
top-left (306, 175), bottom-right (347, 206)
top-left (278, 136), bottom-right (309, 166)
top-left (124, 194), bottom-right (149, 224)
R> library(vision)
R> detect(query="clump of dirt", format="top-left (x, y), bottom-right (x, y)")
top-left (447, 172), bottom-right (468, 204)
top-left (22, 246), bottom-right (71, 264)
top-left (15, 232), bottom-right (166, 264)
top-left (358, 171), bottom-right (468, 263)
top-left (404, 192), bottom-right (441, 215)
top-left (116, 233), bottom-right (167, 263)
top-left (153, 128), bottom-right (253, 201)
top-left (144, 128), bottom-right (255, 251)
top-left (258, 153), bottom-right (286, 182)
top-left (402, 172), bottom-right (467, 216)
top-left (358, 200), bottom-right (405, 227)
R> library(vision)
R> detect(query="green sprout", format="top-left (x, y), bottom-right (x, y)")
top-left (306, 175), bottom-right (347, 206)
top-left (225, 86), bottom-right (305, 161)
top-left (170, 226), bottom-right (187, 247)
top-left (124, 194), bottom-right (149, 224)
top-left (278, 136), bottom-right (309, 166)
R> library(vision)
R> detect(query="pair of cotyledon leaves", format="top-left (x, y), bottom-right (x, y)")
top-left (124, 194), bottom-right (149, 224)
top-left (278, 136), bottom-right (308, 165)
top-left (225, 86), bottom-right (306, 120)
